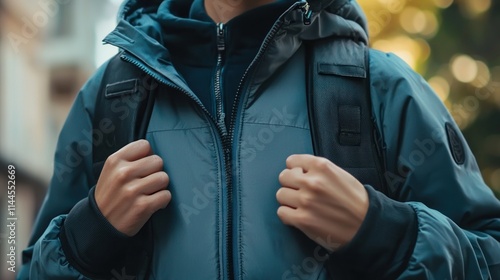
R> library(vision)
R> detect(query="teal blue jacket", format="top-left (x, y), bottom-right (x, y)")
top-left (19, 0), bottom-right (500, 279)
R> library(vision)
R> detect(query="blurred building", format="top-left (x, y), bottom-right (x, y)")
top-left (0, 0), bottom-right (119, 279)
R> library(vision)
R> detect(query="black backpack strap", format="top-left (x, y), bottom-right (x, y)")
top-left (91, 52), bottom-right (158, 279)
top-left (92, 53), bottom-right (157, 181)
top-left (306, 39), bottom-right (387, 194)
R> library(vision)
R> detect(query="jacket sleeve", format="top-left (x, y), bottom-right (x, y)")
top-left (328, 50), bottom-right (500, 279)
top-left (18, 60), bottom-right (135, 279)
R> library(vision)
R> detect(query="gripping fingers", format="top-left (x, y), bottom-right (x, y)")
top-left (279, 168), bottom-right (304, 190)
top-left (144, 189), bottom-right (172, 213)
top-left (276, 187), bottom-right (299, 209)
top-left (132, 154), bottom-right (165, 178)
top-left (277, 206), bottom-right (297, 226)
top-left (139, 171), bottom-right (170, 195)
top-left (116, 139), bottom-right (153, 162)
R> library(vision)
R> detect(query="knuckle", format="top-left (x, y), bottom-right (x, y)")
top-left (306, 178), bottom-right (322, 192)
top-left (296, 175), bottom-right (309, 187)
top-left (299, 193), bottom-right (314, 208)
top-left (106, 153), bottom-right (119, 167)
top-left (116, 166), bottom-right (132, 181)
top-left (315, 158), bottom-right (331, 170)
top-left (123, 184), bottom-right (138, 200)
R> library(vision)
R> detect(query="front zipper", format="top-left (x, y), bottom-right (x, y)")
top-left (215, 22), bottom-right (228, 137)
top-left (215, 21), bottom-right (233, 280)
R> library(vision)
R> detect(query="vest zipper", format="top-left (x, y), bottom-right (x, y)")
top-left (215, 21), bottom-right (234, 280)
top-left (215, 22), bottom-right (228, 137)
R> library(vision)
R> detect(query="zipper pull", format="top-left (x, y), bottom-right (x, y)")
top-left (301, 2), bottom-right (312, 25)
top-left (217, 22), bottom-right (225, 52)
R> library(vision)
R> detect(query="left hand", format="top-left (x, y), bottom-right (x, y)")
top-left (276, 154), bottom-right (369, 251)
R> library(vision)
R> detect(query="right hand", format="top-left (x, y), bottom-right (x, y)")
top-left (95, 139), bottom-right (171, 236)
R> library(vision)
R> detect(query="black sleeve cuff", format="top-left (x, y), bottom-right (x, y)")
top-left (60, 186), bottom-right (133, 278)
top-left (326, 185), bottom-right (418, 279)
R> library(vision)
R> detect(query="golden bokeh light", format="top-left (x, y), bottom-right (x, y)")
top-left (400, 7), bottom-right (426, 33)
top-left (471, 61), bottom-right (491, 88)
top-left (491, 168), bottom-right (500, 190)
top-left (400, 8), bottom-right (439, 37)
top-left (416, 39), bottom-right (432, 61)
top-left (372, 36), bottom-right (430, 69)
top-left (433, 0), bottom-right (454, 9)
top-left (429, 76), bottom-right (451, 101)
top-left (361, 0), bottom-right (500, 196)
top-left (421, 11), bottom-right (439, 37)
top-left (376, 0), bottom-right (407, 14)
top-left (451, 55), bottom-right (478, 83)
top-left (463, 0), bottom-right (492, 17)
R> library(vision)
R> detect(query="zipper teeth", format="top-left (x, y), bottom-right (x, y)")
top-left (216, 22), bottom-right (228, 137)
top-left (215, 53), bottom-right (226, 136)
top-left (215, 22), bottom-right (233, 280)
top-left (215, 54), bottom-right (222, 119)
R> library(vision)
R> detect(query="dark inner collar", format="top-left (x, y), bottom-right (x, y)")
top-left (159, 0), bottom-right (292, 66)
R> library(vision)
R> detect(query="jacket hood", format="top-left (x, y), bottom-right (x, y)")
top-left (114, 0), bottom-right (369, 44)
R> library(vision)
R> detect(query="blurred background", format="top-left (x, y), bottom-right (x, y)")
top-left (0, 0), bottom-right (499, 279)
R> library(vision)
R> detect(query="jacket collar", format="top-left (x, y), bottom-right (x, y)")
top-left (103, 0), bottom-right (369, 91)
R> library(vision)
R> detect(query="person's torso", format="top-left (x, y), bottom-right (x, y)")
top-left (101, 0), bottom-right (372, 278)
top-left (144, 43), bottom-right (331, 279)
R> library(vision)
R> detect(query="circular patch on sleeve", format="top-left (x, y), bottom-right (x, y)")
top-left (445, 122), bottom-right (465, 165)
